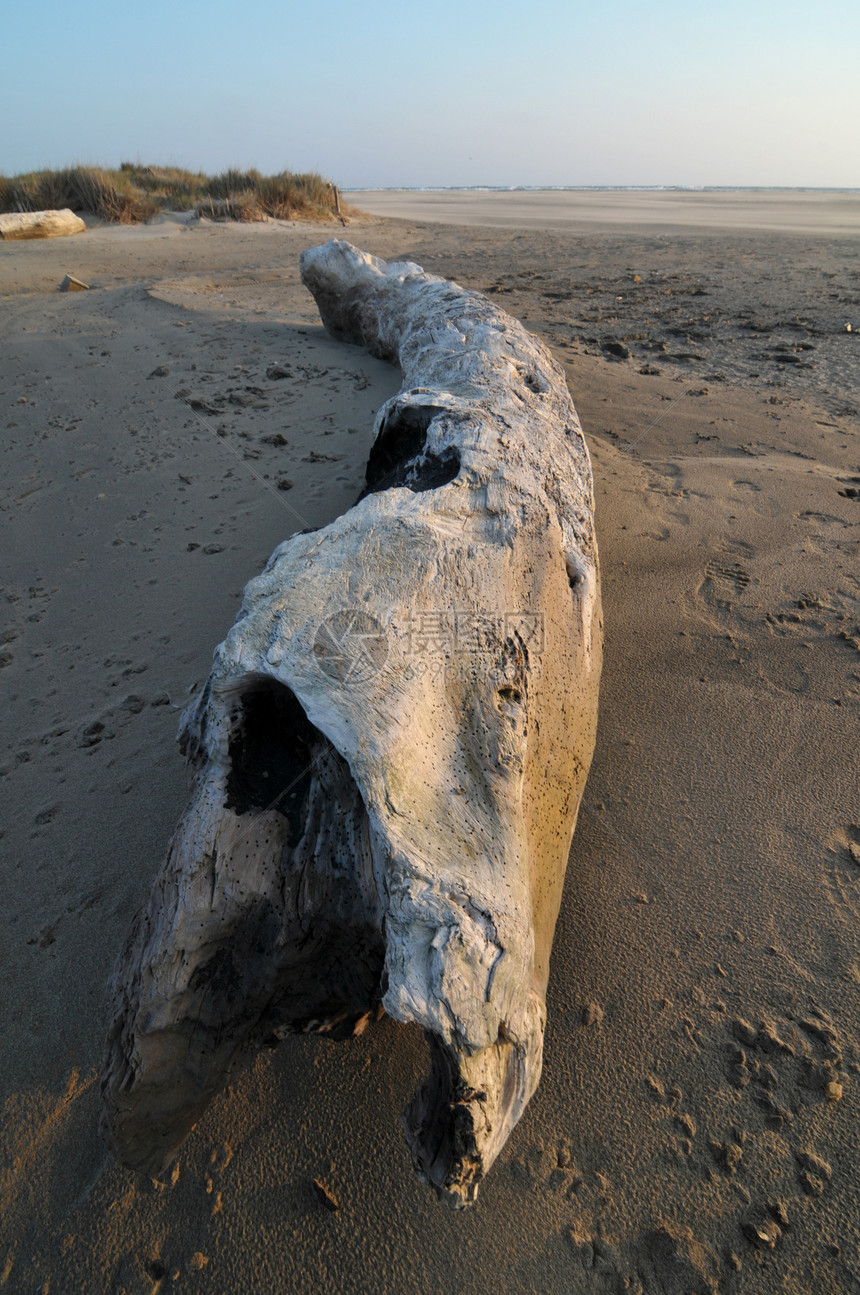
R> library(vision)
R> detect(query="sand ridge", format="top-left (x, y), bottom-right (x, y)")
top-left (1, 199), bottom-right (859, 1292)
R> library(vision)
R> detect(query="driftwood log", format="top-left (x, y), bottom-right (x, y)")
top-left (0, 208), bottom-right (86, 239)
top-left (101, 241), bottom-right (602, 1207)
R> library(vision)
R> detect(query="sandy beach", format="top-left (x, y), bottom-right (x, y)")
top-left (350, 188), bottom-right (860, 236)
top-left (2, 191), bottom-right (859, 1293)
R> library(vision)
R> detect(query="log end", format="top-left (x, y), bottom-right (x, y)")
top-left (403, 1006), bottom-right (544, 1208)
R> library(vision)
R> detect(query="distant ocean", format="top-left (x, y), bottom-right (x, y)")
top-left (345, 185), bottom-right (859, 194)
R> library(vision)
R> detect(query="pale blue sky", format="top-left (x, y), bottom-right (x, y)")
top-left (3, 0), bottom-right (857, 187)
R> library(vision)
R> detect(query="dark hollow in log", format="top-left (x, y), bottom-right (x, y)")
top-left (102, 677), bottom-right (385, 1175)
top-left (362, 398), bottom-right (461, 497)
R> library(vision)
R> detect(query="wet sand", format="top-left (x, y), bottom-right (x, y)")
top-left (1, 194), bottom-right (859, 1293)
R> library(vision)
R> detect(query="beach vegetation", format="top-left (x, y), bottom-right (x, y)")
top-left (0, 164), bottom-right (347, 225)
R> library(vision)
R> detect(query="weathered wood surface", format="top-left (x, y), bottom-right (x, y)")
top-left (59, 273), bottom-right (89, 292)
top-left (0, 208), bottom-right (86, 239)
top-left (101, 240), bottom-right (602, 1207)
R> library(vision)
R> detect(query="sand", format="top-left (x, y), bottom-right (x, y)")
top-left (1, 193), bottom-right (859, 1293)
top-left (350, 187), bottom-right (860, 236)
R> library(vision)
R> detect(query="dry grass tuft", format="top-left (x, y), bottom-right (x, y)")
top-left (0, 167), bottom-right (156, 222)
top-left (0, 164), bottom-right (347, 225)
top-left (196, 192), bottom-right (264, 223)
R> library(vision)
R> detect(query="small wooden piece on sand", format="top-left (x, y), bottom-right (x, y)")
top-left (0, 209), bottom-right (86, 240)
top-left (101, 241), bottom-right (602, 1207)
top-left (59, 274), bottom-right (89, 292)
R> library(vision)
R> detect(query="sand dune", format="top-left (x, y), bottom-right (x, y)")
top-left (1, 196), bottom-right (858, 1292)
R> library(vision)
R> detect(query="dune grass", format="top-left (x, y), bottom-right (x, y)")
top-left (0, 164), bottom-right (347, 225)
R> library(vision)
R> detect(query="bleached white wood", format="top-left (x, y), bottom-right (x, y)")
top-left (102, 241), bottom-right (602, 1207)
top-left (0, 208), bottom-right (86, 239)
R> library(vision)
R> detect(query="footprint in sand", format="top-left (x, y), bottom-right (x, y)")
top-left (837, 476), bottom-right (860, 500)
top-left (719, 538), bottom-right (755, 559)
top-left (795, 1148), bottom-right (833, 1198)
top-left (797, 510), bottom-right (850, 527)
top-left (804, 533), bottom-right (860, 559)
top-left (765, 588), bottom-right (860, 655)
top-left (698, 558), bottom-right (753, 612)
top-left (0, 627), bottom-right (16, 669)
top-left (722, 1009), bottom-right (848, 1135)
top-left (662, 1004), bottom-right (853, 1268)
top-left (564, 1218), bottom-right (722, 1293)
top-left (639, 527), bottom-right (671, 542)
top-left (823, 826), bottom-right (860, 926)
